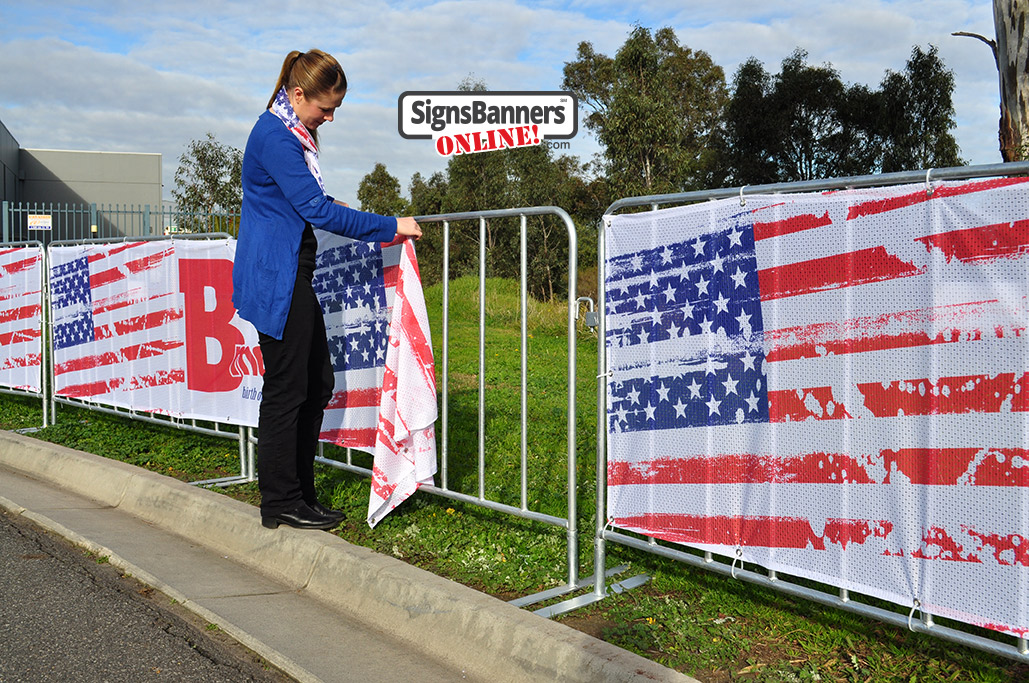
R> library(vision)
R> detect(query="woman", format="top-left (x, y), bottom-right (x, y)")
top-left (232, 49), bottom-right (422, 530)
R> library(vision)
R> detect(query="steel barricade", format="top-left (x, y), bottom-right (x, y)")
top-left (315, 205), bottom-right (589, 601)
top-left (586, 161), bottom-right (1029, 662)
top-left (45, 232), bottom-right (255, 487)
top-left (0, 240), bottom-right (47, 429)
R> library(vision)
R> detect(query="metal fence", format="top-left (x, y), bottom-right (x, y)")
top-left (0, 240), bottom-right (47, 427)
top-left (1, 201), bottom-right (239, 245)
top-left (2, 201), bottom-right (593, 600)
top-left (317, 206), bottom-right (594, 603)
top-left (584, 161), bottom-right (1029, 663)
top-left (9, 170), bottom-right (1029, 660)
top-left (42, 232), bottom-right (254, 487)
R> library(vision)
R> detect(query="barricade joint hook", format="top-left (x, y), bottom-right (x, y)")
top-left (731, 547), bottom-right (743, 579)
top-left (908, 599), bottom-right (922, 632)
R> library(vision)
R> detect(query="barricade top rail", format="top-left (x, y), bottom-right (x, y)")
top-left (0, 240), bottom-right (44, 249)
top-left (604, 161), bottom-right (1029, 214)
top-left (415, 205), bottom-right (574, 229)
top-left (47, 231), bottom-right (233, 248)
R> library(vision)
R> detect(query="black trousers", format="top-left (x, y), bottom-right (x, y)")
top-left (257, 274), bottom-right (334, 516)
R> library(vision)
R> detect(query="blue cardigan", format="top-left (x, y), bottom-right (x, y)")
top-left (232, 110), bottom-right (397, 339)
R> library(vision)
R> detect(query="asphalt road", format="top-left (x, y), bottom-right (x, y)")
top-left (0, 507), bottom-right (293, 683)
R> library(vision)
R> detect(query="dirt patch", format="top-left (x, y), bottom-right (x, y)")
top-left (558, 614), bottom-right (621, 641)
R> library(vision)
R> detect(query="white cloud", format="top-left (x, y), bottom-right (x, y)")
top-left (0, 0), bottom-right (1007, 207)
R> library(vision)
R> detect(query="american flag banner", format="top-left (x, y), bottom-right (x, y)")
top-left (0, 245), bottom-right (44, 392)
top-left (48, 239), bottom-right (262, 425)
top-left (605, 177), bottom-right (1029, 637)
top-left (312, 230), bottom-right (437, 527)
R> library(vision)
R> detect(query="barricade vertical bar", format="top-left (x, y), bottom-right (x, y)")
top-left (143, 204), bottom-right (151, 236)
top-left (47, 241), bottom-right (57, 426)
top-left (238, 426), bottom-right (246, 479)
top-left (41, 244), bottom-right (49, 427)
top-left (595, 216), bottom-right (608, 597)
top-left (478, 216), bottom-right (486, 500)
top-left (565, 212), bottom-right (579, 588)
top-left (520, 214), bottom-right (528, 511)
top-left (442, 220), bottom-right (450, 490)
top-left (248, 428), bottom-right (257, 480)
top-left (2, 201), bottom-right (8, 242)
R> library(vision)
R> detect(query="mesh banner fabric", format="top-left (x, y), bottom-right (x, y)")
top-left (49, 238), bottom-right (261, 424)
top-left (604, 177), bottom-right (1029, 637)
top-left (0, 245), bottom-right (43, 393)
top-left (312, 231), bottom-right (437, 526)
top-left (44, 235), bottom-right (436, 526)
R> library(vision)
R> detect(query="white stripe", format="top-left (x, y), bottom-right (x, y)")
top-left (607, 411), bottom-right (1029, 462)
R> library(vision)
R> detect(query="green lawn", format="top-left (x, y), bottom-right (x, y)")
top-left (2, 275), bottom-right (1025, 682)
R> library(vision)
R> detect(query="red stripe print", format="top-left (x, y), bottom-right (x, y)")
top-left (318, 428), bottom-right (377, 450)
top-left (847, 177), bottom-right (1029, 221)
top-left (965, 528), bottom-right (1029, 566)
top-left (917, 219), bottom-right (1029, 264)
top-left (54, 340), bottom-right (184, 375)
top-left (371, 464), bottom-right (398, 499)
top-left (768, 386), bottom-right (851, 422)
top-left (89, 246), bottom-right (173, 289)
top-left (858, 373), bottom-right (1029, 417)
top-left (764, 300), bottom-right (1003, 363)
top-left (382, 263), bottom-right (399, 290)
top-left (1, 353), bottom-right (41, 370)
top-left (910, 526), bottom-right (983, 563)
top-left (608, 452), bottom-right (874, 486)
top-left (326, 387), bottom-right (381, 410)
top-left (396, 270), bottom-right (435, 386)
top-left (1, 255), bottom-right (41, 276)
top-left (0, 328), bottom-right (41, 345)
top-left (405, 240), bottom-right (423, 281)
top-left (614, 513), bottom-right (893, 550)
top-left (0, 288), bottom-right (42, 304)
top-left (93, 291), bottom-right (175, 316)
top-left (753, 211), bottom-right (832, 241)
top-left (87, 242), bottom-right (144, 263)
top-left (758, 247), bottom-right (923, 301)
top-left (610, 448), bottom-right (1029, 487)
top-left (59, 369), bottom-right (185, 398)
top-left (93, 307), bottom-right (183, 340)
top-left (882, 448), bottom-right (1029, 487)
top-left (983, 623), bottom-right (1029, 637)
top-left (0, 303), bottom-right (42, 325)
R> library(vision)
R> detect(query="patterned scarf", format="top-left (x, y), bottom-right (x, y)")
top-left (270, 87), bottom-right (325, 192)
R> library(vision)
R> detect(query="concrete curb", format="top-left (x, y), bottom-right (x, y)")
top-left (0, 431), bottom-right (694, 683)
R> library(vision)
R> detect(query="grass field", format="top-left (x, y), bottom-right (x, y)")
top-left (2, 275), bottom-right (1026, 682)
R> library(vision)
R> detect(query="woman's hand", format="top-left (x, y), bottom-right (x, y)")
top-left (396, 217), bottom-right (422, 240)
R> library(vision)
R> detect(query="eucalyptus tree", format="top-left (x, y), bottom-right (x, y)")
top-left (562, 26), bottom-right (728, 198)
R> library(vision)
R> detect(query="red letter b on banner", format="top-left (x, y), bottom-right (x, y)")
top-left (179, 259), bottom-right (244, 393)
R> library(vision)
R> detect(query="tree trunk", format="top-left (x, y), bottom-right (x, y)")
top-left (995, 0), bottom-right (1029, 161)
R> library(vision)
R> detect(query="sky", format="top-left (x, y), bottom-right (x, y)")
top-left (0, 1), bottom-right (1003, 206)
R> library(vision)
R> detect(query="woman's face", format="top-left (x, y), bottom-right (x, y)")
top-left (291, 87), bottom-right (345, 131)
